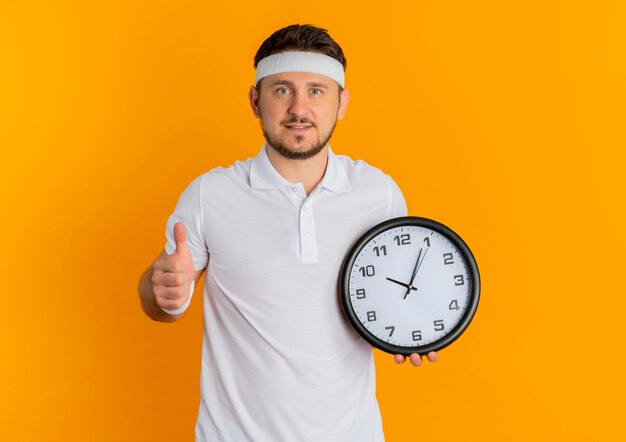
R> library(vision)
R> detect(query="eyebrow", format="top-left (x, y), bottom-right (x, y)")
top-left (267, 79), bottom-right (329, 89)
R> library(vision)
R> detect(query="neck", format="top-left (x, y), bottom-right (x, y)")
top-left (266, 144), bottom-right (329, 196)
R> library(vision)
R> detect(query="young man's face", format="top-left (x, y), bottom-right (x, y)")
top-left (249, 71), bottom-right (350, 160)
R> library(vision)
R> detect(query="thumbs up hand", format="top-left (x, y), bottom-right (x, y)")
top-left (151, 222), bottom-right (196, 313)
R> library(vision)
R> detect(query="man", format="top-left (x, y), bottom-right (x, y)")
top-left (138, 24), bottom-right (438, 441)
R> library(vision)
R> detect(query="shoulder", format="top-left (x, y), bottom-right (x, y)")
top-left (333, 151), bottom-right (395, 189)
top-left (332, 149), bottom-right (407, 218)
top-left (188, 156), bottom-right (254, 191)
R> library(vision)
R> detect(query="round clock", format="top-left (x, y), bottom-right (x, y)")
top-left (339, 216), bottom-right (480, 356)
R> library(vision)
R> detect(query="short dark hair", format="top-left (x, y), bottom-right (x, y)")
top-left (254, 24), bottom-right (347, 90)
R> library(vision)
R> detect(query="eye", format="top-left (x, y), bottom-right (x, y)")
top-left (311, 89), bottom-right (323, 95)
top-left (276, 88), bottom-right (290, 95)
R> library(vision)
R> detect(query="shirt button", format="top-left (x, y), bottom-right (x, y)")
top-left (305, 229), bottom-right (311, 235)
top-left (291, 187), bottom-right (298, 192)
top-left (303, 205), bottom-right (308, 212)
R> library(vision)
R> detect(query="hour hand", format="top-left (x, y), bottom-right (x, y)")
top-left (386, 277), bottom-right (417, 291)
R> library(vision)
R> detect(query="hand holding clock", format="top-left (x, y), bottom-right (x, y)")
top-left (393, 351), bottom-right (439, 367)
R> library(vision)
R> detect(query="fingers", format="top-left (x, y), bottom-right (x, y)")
top-left (153, 269), bottom-right (187, 287)
top-left (152, 284), bottom-right (187, 300)
top-left (151, 276), bottom-right (190, 310)
top-left (151, 257), bottom-right (191, 311)
top-left (174, 222), bottom-right (190, 256)
top-left (150, 264), bottom-right (188, 291)
top-left (393, 353), bottom-right (422, 367)
top-left (152, 254), bottom-right (186, 273)
top-left (152, 284), bottom-right (189, 307)
top-left (409, 353), bottom-right (422, 367)
top-left (394, 352), bottom-right (439, 367)
top-left (393, 354), bottom-right (419, 365)
top-left (426, 351), bottom-right (439, 362)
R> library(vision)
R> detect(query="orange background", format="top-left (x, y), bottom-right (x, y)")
top-left (1, 1), bottom-right (624, 441)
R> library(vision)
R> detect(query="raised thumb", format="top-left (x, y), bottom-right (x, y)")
top-left (173, 221), bottom-right (190, 255)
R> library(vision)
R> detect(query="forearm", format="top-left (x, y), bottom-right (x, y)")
top-left (138, 267), bottom-right (182, 323)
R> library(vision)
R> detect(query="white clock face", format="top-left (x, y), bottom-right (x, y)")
top-left (347, 224), bottom-right (474, 349)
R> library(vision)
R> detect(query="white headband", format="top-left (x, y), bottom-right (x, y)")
top-left (255, 51), bottom-right (345, 88)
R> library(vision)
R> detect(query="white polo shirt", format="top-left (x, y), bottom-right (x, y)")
top-left (164, 144), bottom-right (407, 442)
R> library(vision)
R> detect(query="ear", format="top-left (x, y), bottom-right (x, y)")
top-left (337, 88), bottom-right (350, 120)
top-left (249, 85), bottom-right (261, 118)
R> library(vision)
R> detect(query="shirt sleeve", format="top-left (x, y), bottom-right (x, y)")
top-left (386, 174), bottom-right (408, 219)
top-left (164, 174), bottom-right (209, 271)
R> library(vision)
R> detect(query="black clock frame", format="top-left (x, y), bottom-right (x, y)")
top-left (339, 216), bottom-right (481, 356)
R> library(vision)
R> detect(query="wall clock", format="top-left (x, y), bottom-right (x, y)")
top-left (339, 216), bottom-right (480, 355)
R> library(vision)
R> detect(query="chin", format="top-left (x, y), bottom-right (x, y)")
top-left (262, 124), bottom-right (333, 160)
top-left (268, 140), bottom-right (326, 160)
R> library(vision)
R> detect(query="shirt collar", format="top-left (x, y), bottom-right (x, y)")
top-left (250, 143), bottom-right (352, 193)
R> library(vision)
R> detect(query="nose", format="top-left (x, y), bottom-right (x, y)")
top-left (287, 90), bottom-right (310, 119)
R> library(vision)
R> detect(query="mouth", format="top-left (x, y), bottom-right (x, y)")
top-left (284, 124), bottom-right (314, 131)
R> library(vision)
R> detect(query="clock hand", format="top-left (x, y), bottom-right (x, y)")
top-left (414, 247), bottom-right (429, 277)
top-left (386, 277), bottom-right (417, 291)
top-left (403, 247), bottom-right (430, 299)
top-left (404, 248), bottom-right (423, 299)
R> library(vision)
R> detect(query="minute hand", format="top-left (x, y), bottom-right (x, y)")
top-left (412, 247), bottom-right (428, 282)
top-left (404, 247), bottom-right (429, 299)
